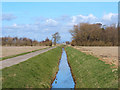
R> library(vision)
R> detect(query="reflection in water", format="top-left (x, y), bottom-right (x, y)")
top-left (52, 48), bottom-right (75, 89)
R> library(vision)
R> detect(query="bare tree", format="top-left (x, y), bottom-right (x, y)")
top-left (70, 23), bottom-right (118, 46)
top-left (52, 32), bottom-right (61, 45)
top-left (1, 37), bottom-right (53, 46)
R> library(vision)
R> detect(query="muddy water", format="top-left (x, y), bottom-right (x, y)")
top-left (52, 48), bottom-right (75, 89)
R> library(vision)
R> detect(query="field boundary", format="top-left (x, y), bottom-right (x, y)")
top-left (0, 46), bottom-right (56, 69)
top-left (72, 46), bottom-right (118, 68)
top-left (1, 47), bottom-right (50, 61)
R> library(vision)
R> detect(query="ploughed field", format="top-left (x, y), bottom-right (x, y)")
top-left (73, 46), bottom-right (118, 67)
top-left (1, 46), bottom-right (49, 58)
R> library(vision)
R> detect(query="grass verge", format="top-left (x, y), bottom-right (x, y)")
top-left (65, 46), bottom-right (118, 88)
top-left (1, 47), bottom-right (50, 61)
top-left (2, 46), bottom-right (62, 88)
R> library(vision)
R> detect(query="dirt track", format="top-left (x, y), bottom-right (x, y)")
top-left (73, 46), bottom-right (118, 67)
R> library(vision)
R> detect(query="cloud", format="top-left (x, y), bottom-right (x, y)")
top-left (45, 19), bottom-right (58, 27)
top-left (2, 23), bottom-right (52, 41)
top-left (66, 14), bottom-right (98, 27)
top-left (102, 13), bottom-right (118, 21)
top-left (2, 13), bottom-right (118, 41)
top-left (102, 13), bottom-right (118, 25)
top-left (72, 14), bottom-right (97, 23)
top-left (2, 14), bottom-right (16, 21)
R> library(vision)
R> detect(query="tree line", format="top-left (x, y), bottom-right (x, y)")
top-left (1, 32), bottom-right (61, 46)
top-left (1, 37), bottom-right (52, 46)
top-left (70, 23), bottom-right (118, 46)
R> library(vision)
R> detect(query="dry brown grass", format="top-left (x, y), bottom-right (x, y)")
top-left (73, 46), bottom-right (118, 67)
top-left (1, 46), bottom-right (49, 58)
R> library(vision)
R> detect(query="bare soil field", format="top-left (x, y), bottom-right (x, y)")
top-left (73, 46), bottom-right (118, 67)
top-left (1, 46), bottom-right (49, 58)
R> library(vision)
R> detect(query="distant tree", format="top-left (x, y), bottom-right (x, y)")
top-left (39, 38), bottom-right (52, 46)
top-left (52, 32), bottom-right (61, 45)
top-left (45, 37), bottom-right (50, 42)
top-left (7, 37), bottom-right (13, 46)
top-left (1, 36), bottom-right (55, 46)
top-left (2, 37), bottom-right (6, 46)
top-left (32, 40), bottom-right (38, 46)
top-left (71, 40), bottom-right (76, 46)
top-left (66, 41), bottom-right (70, 45)
top-left (48, 40), bottom-right (52, 46)
top-left (14, 37), bottom-right (18, 46)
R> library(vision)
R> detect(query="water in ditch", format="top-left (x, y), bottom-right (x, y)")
top-left (52, 48), bottom-right (75, 89)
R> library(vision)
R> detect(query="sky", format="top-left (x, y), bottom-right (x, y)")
top-left (2, 2), bottom-right (118, 42)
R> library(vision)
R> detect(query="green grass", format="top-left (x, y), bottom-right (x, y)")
top-left (1, 47), bottom-right (50, 61)
top-left (65, 46), bottom-right (118, 88)
top-left (2, 46), bottom-right (62, 88)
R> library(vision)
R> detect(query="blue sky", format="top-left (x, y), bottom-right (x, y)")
top-left (2, 2), bottom-right (118, 42)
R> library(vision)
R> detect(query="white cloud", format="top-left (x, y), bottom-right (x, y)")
top-left (2, 13), bottom-right (118, 41)
top-left (66, 14), bottom-right (97, 27)
top-left (102, 13), bottom-right (118, 25)
top-left (102, 13), bottom-right (118, 21)
top-left (13, 23), bottom-right (17, 27)
top-left (72, 14), bottom-right (97, 24)
top-left (45, 19), bottom-right (58, 26)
